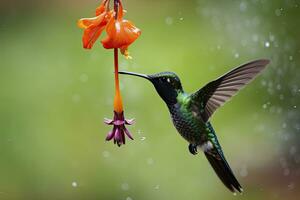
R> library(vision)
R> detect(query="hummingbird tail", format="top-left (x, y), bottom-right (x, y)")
top-left (204, 150), bottom-right (243, 194)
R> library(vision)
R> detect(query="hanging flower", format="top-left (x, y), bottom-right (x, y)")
top-left (104, 111), bottom-right (134, 146)
top-left (101, 2), bottom-right (141, 59)
top-left (77, 0), bottom-right (141, 58)
top-left (78, 0), bottom-right (140, 146)
top-left (77, 0), bottom-right (112, 49)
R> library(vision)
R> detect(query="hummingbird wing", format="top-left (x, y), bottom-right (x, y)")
top-left (190, 59), bottom-right (270, 122)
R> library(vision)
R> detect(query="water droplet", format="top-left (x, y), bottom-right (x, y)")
top-left (121, 183), bottom-right (130, 191)
top-left (289, 146), bottom-right (297, 155)
top-left (137, 130), bottom-right (142, 135)
top-left (275, 8), bottom-right (282, 16)
top-left (165, 17), bottom-right (173, 25)
top-left (141, 136), bottom-right (146, 141)
top-left (289, 55), bottom-right (293, 61)
top-left (240, 166), bottom-right (248, 177)
top-left (288, 182), bottom-right (295, 190)
top-left (252, 34), bottom-right (259, 42)
top-left (179, 17), bottom-right (184, 21)
top-left (294, 105), bottom-right (297, 109)
top-left (239, 1), bottom-right (247, 12)
top-left (262, 104), bottom-right (268, 109)
top-left (265, 41), bottom-right (270, 48)
top-left (72, 181), bottom-right (78, 188)
top-left (126, 197), bottom-right (133, 200)
top-left (80, 73), bottom-right (89, 82)
top-left (234, 53), bottom-right (239, 58)
top-left (154, 184), bottom-right (160, 190)
top-left (72, 94), bottom-right (81, 103)
top-left (282, 123), bottom-right (287, 129)
top-left (147, 158), bottom-right (154, 165)
top-left (102, 151), bottom-right (110, 158)
top-left (283, 168), bottom-right (290, 176)
top-left (295, 156), bottom-right (300, 163)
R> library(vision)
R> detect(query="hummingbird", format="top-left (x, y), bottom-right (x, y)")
top-left (119, 59), bottom-right (270, 193)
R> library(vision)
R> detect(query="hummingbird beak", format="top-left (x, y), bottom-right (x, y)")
top-left (118, 71), bottom-right (151, 81)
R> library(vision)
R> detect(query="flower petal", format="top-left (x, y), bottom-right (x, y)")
top-left (78, 16), bottom-right (101, 29)
top-left (101, 19), bottom-right (141, 50)
top-left (104, 118), bottom-right (114, 125)
top-left (121, 129), bottom-right (126, 144)
top-left (124, 128), bottom-right (134, 140)
top-left (125, 118), bottom-right (135, 125)
top-left (95, 0), bottom-right (106, 16)
top-left (105, 130), bottom-right (115, 141)
top-left (82, 24), bottom-right (105, 49)
top-left (113, 119), bottom-right (125, 126)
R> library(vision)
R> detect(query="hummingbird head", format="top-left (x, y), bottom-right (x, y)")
top-left (119, 71), bottom-right (183, 105)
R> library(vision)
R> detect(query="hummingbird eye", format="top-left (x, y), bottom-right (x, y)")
top-left (167, 78), bottom-right (171, 83)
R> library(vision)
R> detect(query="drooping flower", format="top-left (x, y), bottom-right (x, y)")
top-left (77, 0), bottom-right (141, 58)
top-left (77, 0), bottom-right (112, 49)
top-left (104, 111), bottom-right (134, 146)
top-left (78, 0), bottom-right (138, 147)
top-left (101, 2), bottom-right (141, 59)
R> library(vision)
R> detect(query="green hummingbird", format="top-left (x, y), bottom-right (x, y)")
top-left (119, 59), bottom-right (270, 193)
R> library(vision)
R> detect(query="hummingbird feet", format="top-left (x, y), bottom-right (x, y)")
top-left (188, 144), bottom-right (198, 155)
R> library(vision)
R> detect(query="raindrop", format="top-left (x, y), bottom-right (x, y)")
top-left (261, 79), bottom-right (267, 86)
top-left (234, 53), bottom-right (239, 58)
top-left (262, 104), bottom-right (268, 109)
top-left (288, 182), bottom-right (295, 190)
top-left (283, 168), bottom-right (290, 176)
top-left (80, 73), bottom-right (89, 83)
top-left (275, 9), bottom-right (282, 16)
top-left (179, 17), bottom-right (184, 21)
top-left (154, 184), bottom-right (160, 190)
top-left (289, 56), bottom-right (293, 61)
top-left (276, 84), bottom-right (281, 90)
top-left (121, 183), bottom-right (130, 191)
top-left (252, 34), bottom-right (258, 42)
top-left (239, 1), bottom-right (247, 12)
top-left (147, 158), bottom-right (154, 165)
top-left (72, 94), bottom-right (81, 103)
top-left (265, 41), bottom-right (270, 48)
top-left (165, 17), bottom-right (173, 25)
top-left (282, 122), bottom-right (287, 129)
top-left (137, 130), bottom-right (142, 135)
top-left (294, 105), bottom-right (297, 109)
top-left (72, 181), bottom-right (78, 188)
top-left (102, 150), bottom-right (110, 158)
top-left (295, 156), bottom-right (300, 163)
top-left (240, 166), bottom-right (248, 177)
top-left (289, 146), bottom-right (297, 155)
top-left (279, 94), bottom-right (284, 100)
top-left (141, 136), bottom-right (146, 141)
top-left (126, 197), bottom-right (133, 200)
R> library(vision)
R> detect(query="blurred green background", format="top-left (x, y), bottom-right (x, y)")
top-left (1, 0), bottom-right (300, 199)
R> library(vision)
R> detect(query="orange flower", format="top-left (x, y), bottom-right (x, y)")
top-left (78, 0), bottom-right (139, 146)
top-left (77, 0), bottom-right (112, 49)
top-left (101, 2), bottom-right (141, 59)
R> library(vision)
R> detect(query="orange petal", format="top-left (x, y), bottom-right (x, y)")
top-left (82, 25), bottom-right (106, 49)
top-left (95, 0), bottom-right (107, 16)
top-left (78, 16), bottom-right (101, 29)
top-left (101, 18), bottom-right (141, 49)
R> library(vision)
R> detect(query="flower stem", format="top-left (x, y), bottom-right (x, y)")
top-left (113, 0), bottom-right (123, 113)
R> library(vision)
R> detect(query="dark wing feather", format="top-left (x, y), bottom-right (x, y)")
top-left (205, 147), bottom-right (243, 193)
top-left (190, 59), bottom-right (270, 122)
